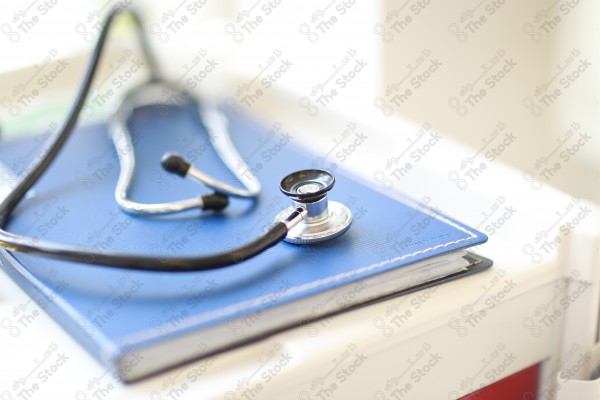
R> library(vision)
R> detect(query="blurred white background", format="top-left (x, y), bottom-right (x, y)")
top-left (0, 0), bottom-right (598, 202)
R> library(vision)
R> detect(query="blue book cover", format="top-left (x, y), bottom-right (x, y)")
top-left (0, 105), bottom-right (487, 381)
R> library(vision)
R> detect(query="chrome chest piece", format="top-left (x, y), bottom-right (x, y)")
top-left (276, 169), bottom-right (352, 244)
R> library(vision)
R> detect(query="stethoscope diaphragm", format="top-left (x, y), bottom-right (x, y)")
top-left (276, 169), bottom-right (352, 244)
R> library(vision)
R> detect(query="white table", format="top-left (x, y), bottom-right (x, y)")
top-left (2, 86), bottom-right (597, 399)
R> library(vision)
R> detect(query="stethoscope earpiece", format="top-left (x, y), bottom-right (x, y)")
top-left (277, 169), bottom-right (352, 244)
top-left (161, 152), bottom-right (191, 178)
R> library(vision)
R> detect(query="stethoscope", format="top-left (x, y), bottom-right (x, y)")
top-left (0, 9), bottom-right (352, 271)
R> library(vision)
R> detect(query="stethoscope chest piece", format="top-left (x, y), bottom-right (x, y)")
top-left (276, 169), bottom-right (352, 244)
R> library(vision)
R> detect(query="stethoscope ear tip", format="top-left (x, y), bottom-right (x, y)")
top-left (201, 192), bottom-right (229, 211)
top-left (161, 152), bottom-right (190, 177)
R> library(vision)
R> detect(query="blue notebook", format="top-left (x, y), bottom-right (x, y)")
top-left (0, 106), bottom-right (488, 382)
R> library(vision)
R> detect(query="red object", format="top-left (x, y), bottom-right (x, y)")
top-left (459, 363), bottom-right (540, 399)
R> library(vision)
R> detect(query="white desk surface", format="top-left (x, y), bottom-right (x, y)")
top-left (0, 89), bottom-right (595, 400)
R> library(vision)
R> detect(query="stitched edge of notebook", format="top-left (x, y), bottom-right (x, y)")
top-left (128, 204), bottom-right (479, 335)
